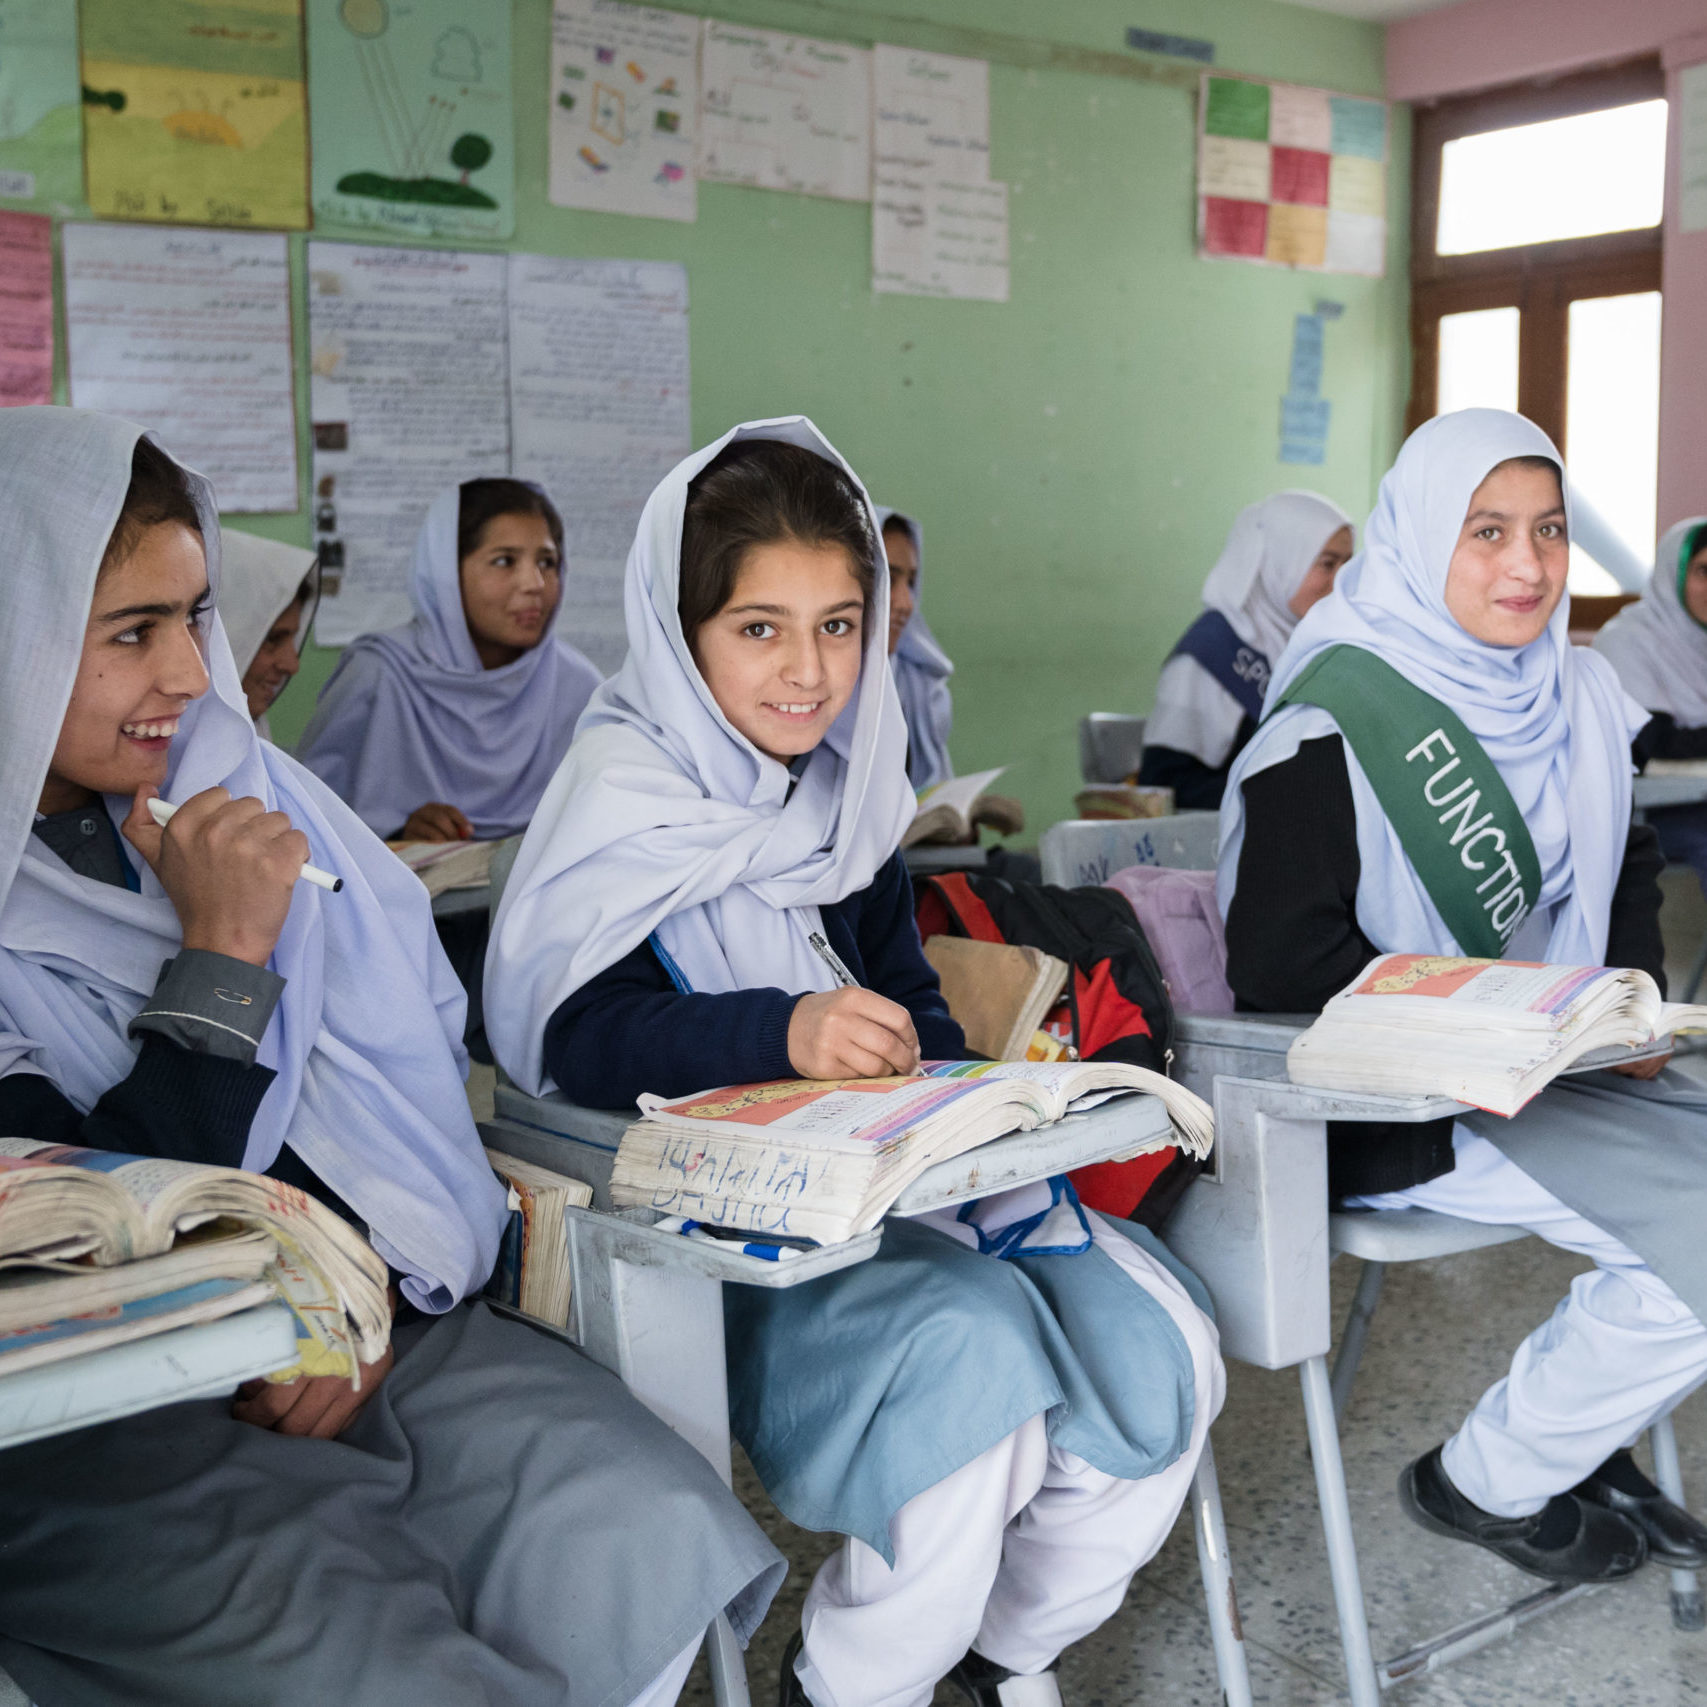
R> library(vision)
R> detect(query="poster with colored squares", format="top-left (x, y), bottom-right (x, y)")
top-left (1196, 73), bottom-right (1387, 277)
top-left (548, 0), bottom-right (698, 223)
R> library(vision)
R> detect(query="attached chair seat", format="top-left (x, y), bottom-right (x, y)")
top-left (1329, 1207), bottom-right (1529, 1264)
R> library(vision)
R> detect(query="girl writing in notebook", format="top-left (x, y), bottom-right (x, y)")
top-left (0, 409), bottom-right (782, 1707)
top-left (486, 419), bottom-right (1224, 1707)
top-left (298, 477), bottom-right (601, 842)
top-left (1219, 409), bottom-right (1707, 1585)
top-left (1594, 517), bottom-right (1707, 896)
top-left (878, 506), bottom-right (956, 789)
top-left (1139, 491), bottom-right (1353, 808)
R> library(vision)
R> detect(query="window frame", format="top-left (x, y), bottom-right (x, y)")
top-left (1407, 58), bottom-right (1665, 442)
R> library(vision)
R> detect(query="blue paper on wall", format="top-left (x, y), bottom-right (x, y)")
top-left (1280, 310), bottom-right (1331, 465)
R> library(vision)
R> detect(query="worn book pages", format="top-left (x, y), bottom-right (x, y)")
top-left (391, 838), bottom-right (499, 896)
top-left (923, 936), bottom-right (1067, 1061)
top-left (483, 1149), bottom-right (594, 1329)
top-left (904, 767), bottom-right (1023, 846)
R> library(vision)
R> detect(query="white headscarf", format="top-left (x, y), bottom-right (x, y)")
top-left (1219, 409), bottom-right (1645, 966)
top-left (876, 507), bottom-right (955, 790)
top-left (0, 408), bottom-right (505, 1312)
top-left (1201, 490), bottom-right (1353, 662)
top-left (1594, 517), bottom-right (1707, 725)
top-left (216, 528), bottom-right (316, 684)
top-left (296, 483), bottom-right (602, 839)
top-left (485, 418), bottom-right (915, 1097)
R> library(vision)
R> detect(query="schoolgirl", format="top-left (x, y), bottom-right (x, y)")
top-left (1594, 517), bottom-right (1707, 894)
top-left (1139, 491), bottom-right (1352, 808)
top-left (0, 408), bottom-right (782, 1707)
top-left (486, 418), bottom-right (1223, 1707)
top-left (216, 526), bottom-right (317, 735)
top-left (298, 477), bottom-right (600, 841)
top-left (877, 506), bottom-right (955, 789)
top-left (1219, 409), bottom-right (1707, 1583)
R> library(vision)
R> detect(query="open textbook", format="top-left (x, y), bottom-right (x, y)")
top-left (0, 1140), bottom-right (392, 1380)
top-left (610, 1060), bottom-right (1213, 1245)
top-left (904, 768), bottom-right (1027, 847)
top-left (1287, 955), bottom-right (1707, 1117)
top-left (389, 838), bottom-right (500, 897)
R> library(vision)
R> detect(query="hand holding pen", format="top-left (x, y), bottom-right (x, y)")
top-left (786, 930), bottom-right (921, 1080)
top-left (123, 786), bottom-right (335, 970)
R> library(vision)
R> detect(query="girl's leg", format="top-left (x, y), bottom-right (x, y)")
top-left (796, 1419), bottom-right (1054, 1707)
top-left (1353, 1129), bottom-right (1707, 1516)
top-left (974, 1219), bottom-right (1225, 1675)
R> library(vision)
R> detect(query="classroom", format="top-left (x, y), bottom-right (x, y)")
top-left (2, 0), bottom-right (1706, 1702)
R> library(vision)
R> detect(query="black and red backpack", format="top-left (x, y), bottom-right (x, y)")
top-left (914, 869), bottom-right (1202, 1230)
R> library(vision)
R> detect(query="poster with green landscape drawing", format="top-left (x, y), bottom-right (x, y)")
top-left (309, 0), bottom-right (514, 241)
top-left (79, 0), bottom-right (309, 228)
top-left (0, 0), bottom-right (84, 209)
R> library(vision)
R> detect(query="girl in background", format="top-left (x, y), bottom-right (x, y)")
top-left (878, 507), bottom-right (955, 790)
top-left (299, 479), bottom-right (600, 842)
top-left (217, 527), bottom-right (317, 738)
top-left (1140, 492), bottom-right (1352, 809)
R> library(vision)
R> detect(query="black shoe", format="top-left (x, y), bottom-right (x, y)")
top-left (778, 1632), bottom-right (808, 1707)
top-left (1575, 1449), bottom-right (1707, 1568)
top-left (946, 1650), bottom-right (1060, 1707)
top-left (1399, 1444), bottom-right (1648, 1583)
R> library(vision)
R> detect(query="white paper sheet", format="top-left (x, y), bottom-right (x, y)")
top-left (873, 172), bottom-right (1008, 302)
top-left (507, 253), bottom-right (690, 673)
top-left (62, 224), bottom-right (296, 513)
top-left (1681, 61), bottom-right (1707, 236)
top-left (306, 241), bottom-right (509, 644)
top-left (548, 0), bottom-right (698, 223)
top-left (872, 43), bottom-right (989, 180)
top-left (698, 19), bottom-right (870, 201)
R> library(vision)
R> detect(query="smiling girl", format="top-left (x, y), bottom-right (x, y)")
top-left (298, 478), bottom-right (600, 843)
top-left (487, 419), bottom-right (1224, 1707)
top-left (0, 410), bottom-right (781, 1707)
top-left (1219, 410), bottom-right (1707, 1588)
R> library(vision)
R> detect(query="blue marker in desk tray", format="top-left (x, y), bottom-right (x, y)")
top-left (655, 1215), bottom-right (809, 1262)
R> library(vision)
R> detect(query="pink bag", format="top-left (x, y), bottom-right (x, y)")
top-left (1103, 866), bottom-right (1234, 1016)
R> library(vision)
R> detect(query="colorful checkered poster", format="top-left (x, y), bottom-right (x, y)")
top-left (1196, 74), bottom-right (1388, 276)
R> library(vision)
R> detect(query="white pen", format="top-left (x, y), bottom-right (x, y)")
top-left (146, 797), bottom-right (344, 894)
top-left (807, 929), bottom-right (859, 989)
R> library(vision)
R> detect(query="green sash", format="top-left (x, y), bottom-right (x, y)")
top-left (1272, 645), bottom-right (1543, 958)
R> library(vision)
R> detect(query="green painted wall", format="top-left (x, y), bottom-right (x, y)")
top-left (62, 0), bottom-right (1414, 831)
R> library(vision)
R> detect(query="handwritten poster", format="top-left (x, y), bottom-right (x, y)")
top-left (871, 45), bottom-right (1007, 301)
top-left (508, 254), bottom-right (690, 672)
top-left (0, 0), bottom-right (83, 208)
top-left (0, 209), bottom-right (51, 404)
top-left (79, 0), bottom-right (309, 229)
top-left (873, 174), bottom-right (1008, 302)
top-left (63, 224), bottom-right (297, 510)
top-left (548, 0), bottom-right (697, 223)
top-left (308, 0), bottom-right (515, 241)
top-left (1197, 72), bottom-right (1388, 276)
top-left (699, 21), bottom-right (871, 202)
top-left (307, 241), bottom-right (509, 643)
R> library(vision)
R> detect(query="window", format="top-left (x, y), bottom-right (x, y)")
top-left (1408, 61), bottom-right (1664, 598)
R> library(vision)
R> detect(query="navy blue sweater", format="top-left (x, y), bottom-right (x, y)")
top-left (543, 852), bottom-right (967, 1110)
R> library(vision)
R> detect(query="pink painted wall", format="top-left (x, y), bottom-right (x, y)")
top-left (1387, 1), bottom-right (1707, 533)
top-left (1386, 0), bottom-right (1707, 105)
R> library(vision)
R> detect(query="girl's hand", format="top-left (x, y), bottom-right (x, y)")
top-left (122, 785), bottom-right (306, 968)
top-left (399, 803), bottom-right (474, 843)
top-left (788, 988), bottom-right (921, 1080)
top-left (232, 1345), bottom-right (394, 1438)
top-left (1610, 1051), bottom-right (1670, 1080)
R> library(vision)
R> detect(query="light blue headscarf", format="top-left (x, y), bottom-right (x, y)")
top-left (876, 507), bottom-right (955, 790)
top-left (0, 408), bottom-right (505, 1312)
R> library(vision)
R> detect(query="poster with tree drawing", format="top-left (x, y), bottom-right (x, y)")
top-left (309, 0), bottom-right (514, 241)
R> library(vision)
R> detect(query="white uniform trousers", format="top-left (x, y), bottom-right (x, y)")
top-left (795, 1218), bottom-right (1224, 1707)
top-left (628, 1640), bottom-right (702, 1707)
top-left (1352, 1127), bottom-right (1707, 1518)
